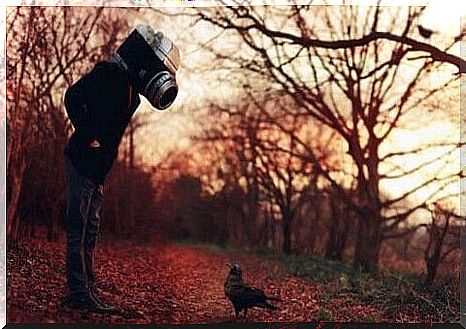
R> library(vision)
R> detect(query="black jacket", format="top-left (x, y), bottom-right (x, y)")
top-left (64, 61), bottom-right (141, 184)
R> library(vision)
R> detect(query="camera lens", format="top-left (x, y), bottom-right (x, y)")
top-left (159, 85), bottom-right (178, 109)
top-left (143, 71), bottom-right (178, 110)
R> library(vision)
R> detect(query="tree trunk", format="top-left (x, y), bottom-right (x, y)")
top-left (325, 195), bottom-right (350, 260)
top-left (282, 215), bottom-right (292, 254)
top-left (7, 157), bottom-right (26, 241)
top-left (325, 218), bottom-right (349, 260)
top-left (424, 213), bottom-right (450, 285)
top-left (352, 131), bottom-right (382, 272)
top-left (353, 213), bottom-right (381, 272)
top-left (424, 257), bottom-right (439, 285)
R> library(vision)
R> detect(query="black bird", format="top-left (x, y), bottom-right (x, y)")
top-left (224, 264), bottom-right (281, 319)
top-left (417, 25), bottom-right (435, 39)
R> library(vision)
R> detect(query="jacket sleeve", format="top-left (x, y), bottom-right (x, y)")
top-left (64, 71), bottom-right (94, 131)
top-left (64, 63), bottom-right (111, 133)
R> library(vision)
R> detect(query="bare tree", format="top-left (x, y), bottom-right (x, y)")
top-left (422, 204), bottom-right (462, 285)
top-left (187, 4), bottom-right (463, 271)
top-left (197, 96), bottom-right (337, 253)
top-left (197, 103), bottom-right (263, 247)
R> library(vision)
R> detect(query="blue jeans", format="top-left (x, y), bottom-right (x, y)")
top-left (65, 156), bottom-right (103, 296)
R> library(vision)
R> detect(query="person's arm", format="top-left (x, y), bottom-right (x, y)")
top-left (64, 64), bottom-right (111, 143)
top-left (64, 72), bottom-right (93, 131)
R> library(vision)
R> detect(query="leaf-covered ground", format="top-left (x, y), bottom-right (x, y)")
top-left (7, 239), bottom-right (432, 323)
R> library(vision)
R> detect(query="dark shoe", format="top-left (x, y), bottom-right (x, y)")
top-left (90, 289), bottom-right (118, 313)
top-left (65, 293), bottom-right (117, 314)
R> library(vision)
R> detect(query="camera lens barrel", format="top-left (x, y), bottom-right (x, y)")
top-left (144, 71), bottom-right (178, 110)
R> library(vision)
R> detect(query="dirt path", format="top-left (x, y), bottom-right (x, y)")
top-left (7, 239), bottom-right (382, 323)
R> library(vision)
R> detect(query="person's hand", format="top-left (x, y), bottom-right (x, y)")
top-left (89, 139), bottom-right (101, 148)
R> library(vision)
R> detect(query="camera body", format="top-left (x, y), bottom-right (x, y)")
top-left (112, 25), bottom-right (180, 111)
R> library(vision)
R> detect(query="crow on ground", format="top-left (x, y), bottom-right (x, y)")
top-left (224, 263), bottom-right (281, 319)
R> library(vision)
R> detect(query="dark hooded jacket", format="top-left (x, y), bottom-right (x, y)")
top-left (64, 61), bottom-right (141, 184)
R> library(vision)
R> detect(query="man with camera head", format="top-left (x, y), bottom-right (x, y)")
top-left (63, 25), bottom-right (180, 313)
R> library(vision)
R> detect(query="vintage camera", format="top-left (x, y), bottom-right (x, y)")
top-left (112, 25), bottom-right (180, 111)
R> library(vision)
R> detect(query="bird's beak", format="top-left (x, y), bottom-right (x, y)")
top-left (226, 263), bottom-right (232, 269)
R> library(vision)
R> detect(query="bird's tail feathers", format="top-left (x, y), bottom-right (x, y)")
top-left (266, 296), bottom-right (283, 302)
top-left (258, 301), bottom-right (279, 310)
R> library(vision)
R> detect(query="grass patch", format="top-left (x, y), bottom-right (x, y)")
top-left (172, 239), bottom-right (236, 254)
top-left (270, 251), bottom-right (459, 322)
top-left (248, 247), bottom-right (459, 322)
top-left (315, 307), bottom-right (333, 321)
